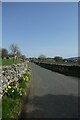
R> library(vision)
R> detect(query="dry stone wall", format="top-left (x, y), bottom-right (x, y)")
top-left (34, 62), bottom-right (80, 77)
top-left (0, 62), bottom-right (28, 99)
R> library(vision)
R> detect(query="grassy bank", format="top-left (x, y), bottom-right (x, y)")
top-left (0, 59), bottom-right (21, 66)
top-left (2, 66), bottom-right (31, 119)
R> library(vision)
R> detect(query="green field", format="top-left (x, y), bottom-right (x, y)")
top-left (0, 59), bottom-right (21, 66)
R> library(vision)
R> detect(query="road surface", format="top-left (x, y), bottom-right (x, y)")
top-left (20, 62), bottom-right (79, 118)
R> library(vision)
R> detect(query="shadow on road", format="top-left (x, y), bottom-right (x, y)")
top-left (19, 94), bottom-right (79, 119)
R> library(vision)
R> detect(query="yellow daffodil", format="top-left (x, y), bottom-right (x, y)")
top-left (20, 93), bottom-right (22, 96)
top-left (12, 90), bottom-right (14, 93)
top-left (23, 77), bottom-right (25, 80)
top-left (26, 76), bottom-right (28, 80)
top-left (6, 88), bottom-right (8, 91)
top-left (5, 90), bottom-right (7, 93)
top-left (8, 86), bottom-right (11, 89)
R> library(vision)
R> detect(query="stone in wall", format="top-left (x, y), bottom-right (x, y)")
top-left (0, 62), bottom-right (28, 99)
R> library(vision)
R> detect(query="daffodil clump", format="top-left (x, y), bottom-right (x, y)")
top-left (3, 85), bottom-right (22, 98)
top-left (26, 68), bottom-right (31, 79)
top-left (19, 75), bottom-right (29, 83)
top-left (3, 67), bottom-right (31, 99)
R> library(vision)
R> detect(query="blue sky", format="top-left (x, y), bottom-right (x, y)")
top-left (2, 2), bottom-right (78, 58)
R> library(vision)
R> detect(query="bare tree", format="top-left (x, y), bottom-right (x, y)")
top-left (38, 55), bottom-right (46, 62)
top-left (20, 55), bottom-right (26, 62)
top-left (1, 48), bottom-right (8, 59)
top-left (38, 55), bottom-right (46, 59)
top-left (16, 50), bottom-right (21, 59)
top-left (10, 44), bottom-right (19, 63)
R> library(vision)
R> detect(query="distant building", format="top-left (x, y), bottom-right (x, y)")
top-left (5, 54), bottom-right (17, 60)
top-left (6, 54), bottom-right (14, 59)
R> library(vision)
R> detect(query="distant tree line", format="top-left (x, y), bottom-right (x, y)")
top-left (30, 55), bottom-right (64, 63)
top-left (29, 54), bottom-right (79, 64)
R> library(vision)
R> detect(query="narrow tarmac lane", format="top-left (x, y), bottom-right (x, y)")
top-left (21, 62), bottom-right (78, 118)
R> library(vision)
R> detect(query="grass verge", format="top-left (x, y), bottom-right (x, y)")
top-left (2, 66), bottom-right (31, 119)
